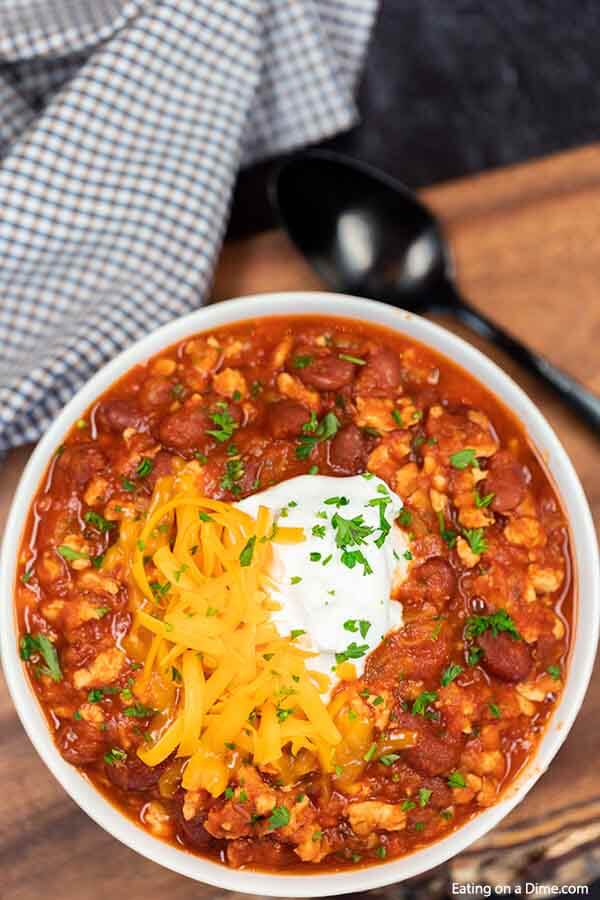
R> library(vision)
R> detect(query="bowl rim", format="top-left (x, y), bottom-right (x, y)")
top-left (2, 290), bottom-right (598, 897)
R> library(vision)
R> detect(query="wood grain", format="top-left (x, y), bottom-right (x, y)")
top-left (3, 144), bottom-right (600, 900)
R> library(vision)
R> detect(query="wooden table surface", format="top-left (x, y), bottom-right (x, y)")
top-left (2, 145), bottom-right (600, 900)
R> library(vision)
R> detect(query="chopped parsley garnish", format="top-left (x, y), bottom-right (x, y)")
top-left (437, 510), bottom-right (457, 548)
top-left (401, 800), bottom-right (416, 811)
top-left (363, 742), bottom-right (378, 762)
top-left (413, 822), bottom-right (425, 832)
top-left (21, 570), bottom-right (33, 584)
top-left (440, 809), bottom-right (453, 821)
top-left (104, 748), bottom-right (127, 766)
top-left (324, 495), bottom-right (349, 508)
top-left (312, 524), bottom-right (326, 538)
top-left (375, 846), bottom-right (387, 859)
top-left (198, 511), bottom-right (214, 522)
top-left (338, 353), bottom-right (366, 365)
top-left (465, 609), bottom-right (520, 640)
top-left (430, 618), bottom-right (444, 640)
top-left (447, 771), bottom-right (466, 788)
top-left (83, 510), bottom-right (115, 532)
top-left (224, 786), bottom-right (235, 799)
top-left (441, 663), bottom-right (463, 686)
top-left (418, 788), bottom-right (432, 807)
top-left (88, 685), bottom-right (121, 703)
top-left (489, 703), bottom-right (501, 718)
top-left (207, 402), bottom-right (238, 442)
top-left (122, 477), bottom-right (136, 492)
top-left (292, 354), bottom-right (313, 368)
top-left (290, 629), bottom-right (306, 640)
top-left (136, 457), bottom-right (154, 478)
top-left (276, 706), bottom-right (295, 722)
top-left (462, 528), bottom-right (488, 555)
top-left (221, 458), bottom-right (244, 494)
top-left (467, 646), bottom-right (483, 666)
top-left (474, 489), bottom-right (495, 508)
top-left (403, 550), bottom-right (413, 560)
top-left (149, 580), bottom-right (171, 600)
top-left (290, 576), bottom-right (302, 585)
top-left (239, 535), bottom-right (256, 567)
top-left (335, 642), bottom-right (369, 665)
top-left (366, 492), bottom-right (392, 548)
top-left (547, 664), bottom-right (561, 680)
top-left (450, 448), bottom-right (479, 469)
top-left (379, 753), bottom-right (401, 767)
top-left (268, 806), bottom-right (291, 830)
top-left (173, 563), bottom-right (189, 582)
top-left (57, 545), bottom-right (88, 561)
top-left (296, 412), bottom-right (340, 460)
top-left (398, 508), bottom-right (412, 527)
top-left (391, 409), bottom-right (404, 427)
top-left (19, 633), bottom-right (62, 682)
top-left (194, 451), bottom-right (208, 464)
top-left (343, 619), bottom-right (371, 639)
top-left (250, 380), bottom-right (263, 397)
top-left (308, 465), bottom-right (319, 475)
top-left (123, 703), bottom-right (155, 718)
top-left (411, 690), bottom-right (438, 717)
top-left (332, 512), bottom-right (374, 548)
top-left (309, 551), bottom-right (321, 562)
top-left (340, 548), bottom-right (373, 575)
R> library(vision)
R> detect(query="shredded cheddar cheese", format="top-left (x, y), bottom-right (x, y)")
top-left (118, 463), bottom-right (341, 794)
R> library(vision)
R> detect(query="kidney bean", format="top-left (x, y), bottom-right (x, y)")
top-left (477, 630), bottom-right (532, 682)
top-left (296, 354), bottom-right (355, 391)
top-left (484, 450), bottom-right (529, 513)
top-left (227, 838), bottom-right (297, 869)
top-left (175, 802), bottom-right (214, 850)
top-left (57, 720), bottom-right (106, 766)
top-left (400, 716), bottom-right (462, 777)
top-left (366, 622), bottom-right (450, 682)
top-left (53, 444), bottom-right (107, 495)
top-left (414, 557), bottom-right (457, 603)
top-left (97, 398), bottom-right (145, 433)
top-left (266, 400), bottom-right (311, 439)
top-left (144, 450), bottom-right (174, 489)
top-left (104, 755), bottom-right (165, 792)
top-left (355, 347), bottom-right (403, 395)
top-left (138, 376), bottom-right (174, 411)
top-left (157, 404), bottom-right (210, 452)
top-left (329, 424), bottom-right (368, 473)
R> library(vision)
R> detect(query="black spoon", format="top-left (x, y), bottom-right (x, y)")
top-left (272, 149), bottom-right (600, 433)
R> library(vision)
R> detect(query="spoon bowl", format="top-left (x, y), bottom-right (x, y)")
top-left (272, 149), bottom-right (600, 432)
top-left (274, 151), bottom-right (448, 303)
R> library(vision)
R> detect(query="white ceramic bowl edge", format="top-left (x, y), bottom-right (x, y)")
top-left (2, 292), bottom-right (598, 896)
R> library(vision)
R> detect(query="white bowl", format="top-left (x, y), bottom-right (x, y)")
top-left (2, 292), bottom-right (598, 896)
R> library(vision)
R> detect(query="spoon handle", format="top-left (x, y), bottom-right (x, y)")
top-left (451, 294), bottom-right (600, 432)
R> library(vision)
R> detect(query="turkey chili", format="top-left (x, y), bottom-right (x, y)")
top-left (15, 315), bottom-right (572, 872)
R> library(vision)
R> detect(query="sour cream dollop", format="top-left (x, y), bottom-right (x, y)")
top-left (237, 475), bottom-right (408, 682)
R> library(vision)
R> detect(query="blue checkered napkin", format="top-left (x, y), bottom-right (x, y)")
top-left (0, 0), bottom-right (377, 454)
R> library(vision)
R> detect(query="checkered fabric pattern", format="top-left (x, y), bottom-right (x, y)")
top-left (0, 0), bottom-right (377, 454)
